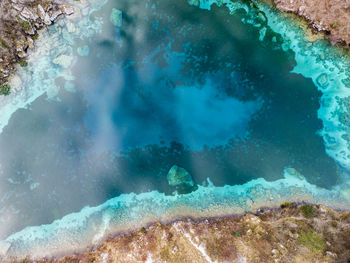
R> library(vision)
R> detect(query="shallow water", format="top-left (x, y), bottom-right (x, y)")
top-left (0, 0), bottom-right (347, 245)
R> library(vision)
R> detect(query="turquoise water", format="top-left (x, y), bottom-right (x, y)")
top-left (0, 0), bottom-right (350, 259)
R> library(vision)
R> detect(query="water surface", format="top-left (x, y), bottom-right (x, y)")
top-left (0, 0), bottom-right (344, 240)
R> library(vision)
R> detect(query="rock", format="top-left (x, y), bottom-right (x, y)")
top-left (61, 5), bottom-right (74, 15)
top-left (0, 241), bottom-right (11, 256)
top-left (167, 165), bottom-right (194, 187)
top-left (50, 10), bottom-right (63, 21)
top-left (110, 8), bottom-right (122, 27)
top-left (17, 51), bottom-right (27, 58)
top-left (27, 37), bottom-right (34, 49)
top-left (316, 73), bottom-right (329, 89)
top-left (77, 45), bottom-right (90, 56)
top-left (21, 7), bottom-right (39, 21)
top-left (52, 54), bottom-right (73, 68)
top-left (37, 4), bottom-right (46, 20)
top-left (66, 22), bottom-right (76, 33)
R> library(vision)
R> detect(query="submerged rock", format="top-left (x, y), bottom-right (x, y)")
top-left (167, 165), bottom-right (194, 187)
top-left (110, 8), bottom-right (122, 27)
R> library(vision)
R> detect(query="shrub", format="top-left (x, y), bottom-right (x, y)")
top-left (300, 204), bottom-right (316, 218)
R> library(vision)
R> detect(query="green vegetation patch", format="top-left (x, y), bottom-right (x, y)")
top-left (298, 231), bottom-right (325, 251)
top-left (300, 204), bottom-right (317, 218)
top-left (0, 84), bottom-right (10, 96)
top-left (18, 18), bottom-right (31, 31)
top-left (19, 60), bottom-right (28, 67)
top-left (231, 231), bottom-right (241, 237)
top-left (331, 22), bottom-right (341, 29)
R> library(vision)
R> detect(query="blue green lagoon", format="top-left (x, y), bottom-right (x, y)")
top-left (0, 0), bottom-right (350, 259)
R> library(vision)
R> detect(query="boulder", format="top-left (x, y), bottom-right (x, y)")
top-left (166, 165), bottom-right (194, 187)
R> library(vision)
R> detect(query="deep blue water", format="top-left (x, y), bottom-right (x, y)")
top-left (0, 0), bottom-right (342, 238)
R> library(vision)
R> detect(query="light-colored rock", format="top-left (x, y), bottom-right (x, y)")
top-left (167, 165), bottom-right (194, 187)
top-left (52, 54), bottom-right (73, 68)
top-left (110, 8), bottom-right (122, 27)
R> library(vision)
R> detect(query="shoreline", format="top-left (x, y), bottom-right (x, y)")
top-left (9, 203), bottom-right (350, 263)
top-left (0, 0), bottom-right (74, 93)
top-left (272, 0), bottom-right (350, 48)
top-left (1, 170), bottom-right (350, 261)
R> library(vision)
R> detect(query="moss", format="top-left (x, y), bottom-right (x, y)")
top-left (298, 231), bottom-right (325, 251)
top-left (19, 60), bottom-right (28, 67)
top-left (0, 84), bottom-right (10, 95)
top-left (300, 205), bottom-right (317, 218)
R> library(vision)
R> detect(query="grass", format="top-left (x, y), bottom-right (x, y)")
top-left (300, 204), bottom-right (317, 218)
top-left (298, 231), bottom-right (325, 251)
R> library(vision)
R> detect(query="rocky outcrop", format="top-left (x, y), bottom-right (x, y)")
top-left (272, 0), bottom-right (350, 46)
top-left (11, 203), bottom-right (350, 263)
top-left (0, 0), bottom-right (73, 94)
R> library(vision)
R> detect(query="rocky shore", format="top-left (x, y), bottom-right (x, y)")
top-left (272, 0), bottom-right (350, 46)
top-left (0, 0), bottom-right (73, 94)
top-left (9, 203), bottom-right (350, 263)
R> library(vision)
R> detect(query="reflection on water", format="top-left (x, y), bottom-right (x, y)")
top-left (0, 0), bottom-right (341, 239)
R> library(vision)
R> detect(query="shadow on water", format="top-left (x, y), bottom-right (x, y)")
top-left (0, 0), bottom-right (341, 238)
